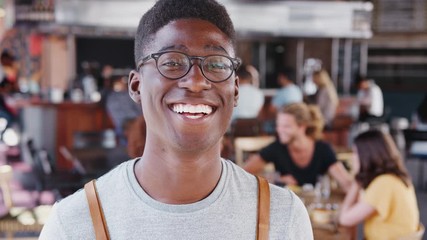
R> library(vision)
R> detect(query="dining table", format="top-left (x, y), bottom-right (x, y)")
top-left (293, 187), bottom-right (358, 240)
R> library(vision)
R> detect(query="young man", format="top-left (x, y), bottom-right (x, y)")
top-left (40, 0), bottom-right (312, 239)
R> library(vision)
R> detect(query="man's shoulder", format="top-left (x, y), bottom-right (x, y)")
top-left (269, 184), bottom-right (299, 208)
top-left (54, 160), bottom-right (133, 216)
top-left (44, 161), bottom-right (132, 235)
top-left (224, 159), bottom-right (299, 207)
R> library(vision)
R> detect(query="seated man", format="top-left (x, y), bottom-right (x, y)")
top-left (105, 76), bottom-right (142, 145)
top-left (231, 64), bottom-right (264, 120)
top-left (355, 75), bottom-right (384, 122)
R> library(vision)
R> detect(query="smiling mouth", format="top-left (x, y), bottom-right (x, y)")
top-left (171, 103), bottom-right (214, 119)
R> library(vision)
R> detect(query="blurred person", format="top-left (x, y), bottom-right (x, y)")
top-left (100, 64), bottom-right (114, 91)
top-left (105, 75), bottom-right (142, 145)
top-left (0, 51), bottom-right (18, 127)
top-left (231, 64), bottom-right (264, 120)
top-left (0, 50), bottom-right (19, 93)
top-left (263, 67), bottom-right (303, 135)
top-left (409, 93), bottom-right (427, 156)
top-left (271, 67), bottom-right (303, 111)
top-left (411, 93), bottom-right (427, 130)
top-left (355, 75), bottom-right (384, 122)
top-left (244, 102), bottom-right (352, 190)
top-left (40, 0), bottom-right (313, 239)
top-left (246, 64), bottom-right (260, 88)
top-left (125, 115), bottom-right (146, 158)
top-left (312, 69), bottom-right (339, 128)
top-left (339, 130), bottom-right (420, 240)
top-left (80, 61), bottom-right (98, 101)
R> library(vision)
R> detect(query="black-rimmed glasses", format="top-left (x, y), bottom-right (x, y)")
top-left (137, 51), bottom-right (241, 83)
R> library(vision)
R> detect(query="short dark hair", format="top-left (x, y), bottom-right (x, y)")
top-left (277, 66), bottom-right (295, 82)
top-left (134, 0), bottom-right (235, 66)
top-left (354, 74), bottom-right (368, 87)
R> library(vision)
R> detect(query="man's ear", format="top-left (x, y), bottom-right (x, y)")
top-left (128, 70), bottom-right (141, 103)
top-left (234, 75), bottom-right (239, 107)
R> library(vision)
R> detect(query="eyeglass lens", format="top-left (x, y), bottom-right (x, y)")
top-left (156, 52), bottom-right (234, 82)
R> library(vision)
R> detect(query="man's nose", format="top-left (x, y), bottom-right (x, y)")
top-left (178, 62), bottom-right (211, 92)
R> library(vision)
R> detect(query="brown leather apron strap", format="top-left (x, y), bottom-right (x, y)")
top-left (83, 177), bottom-right (269, 240)
top-left (256, 175), bottom-right (270, 240)
top-left (84, 180), bottom-right (110, 240)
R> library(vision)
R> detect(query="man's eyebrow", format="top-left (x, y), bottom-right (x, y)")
top-left (158, 45), bottom-right (229, 55)
top-left (158, 45), bottom-right (188, 52)
top-left (204, 45), bottom-right (228, 54)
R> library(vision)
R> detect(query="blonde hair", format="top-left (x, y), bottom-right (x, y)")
top-left (281, 103), bottom-right (325, 140)
top-left (313, 70), bottom-right (339, 107)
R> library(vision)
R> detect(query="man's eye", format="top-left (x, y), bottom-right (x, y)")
top-left (206, 62), bottom-right (230, 72)
top-left (159, 59), bottom-right (188, 70)
top-left (161, 60), bottom-right (183, 67)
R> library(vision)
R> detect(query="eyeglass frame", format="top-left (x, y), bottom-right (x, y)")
top-left (136, 51), bottom-right (242, 83)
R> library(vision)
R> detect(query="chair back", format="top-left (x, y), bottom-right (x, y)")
top-left (234, 136), bottom-right (275, 167)
top-left (230, 118), bottom-right (262, 138)
top-left (403, 129), bottom-right (427, 155)
top-left (403, 129), bottom-right (427, 147)
top-left (397, 223), bottom-right (425, 240)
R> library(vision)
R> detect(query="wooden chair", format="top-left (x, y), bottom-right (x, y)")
top-left (403, 129), bottom-right (427, 190)
top-left (229, 118), bottom-right (263, 138)
top-left (234, 136), bottom-right (275, 167)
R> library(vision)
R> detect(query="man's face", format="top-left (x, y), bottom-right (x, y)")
top-left (276, 113), bottom-right (304, 144)
top-left (129, 19), bottom-right (239, 153)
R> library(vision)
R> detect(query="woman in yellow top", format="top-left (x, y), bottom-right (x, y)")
top-left (339, 130), bottom-right (420, 240)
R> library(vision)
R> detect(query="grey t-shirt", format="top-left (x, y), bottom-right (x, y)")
top-left (39, 159), bottom-right (313, 239)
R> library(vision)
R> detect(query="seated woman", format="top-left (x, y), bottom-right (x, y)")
top-left (339, 130), bottom-right (420, 240)
top-left (244, 102), bottom-right (352, 191)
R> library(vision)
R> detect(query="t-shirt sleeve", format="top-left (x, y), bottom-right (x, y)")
top-left (288, 191), bottom-right (314, 239)
top-left (362, 175), bottom-right (394, 220)
top-left (39, 203), bottom-right (68, 240)
top-left (319, 142), bottom-right (338, 173)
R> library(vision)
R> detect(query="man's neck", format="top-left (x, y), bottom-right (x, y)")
top-left (134, 145), bottom-right (223, 204)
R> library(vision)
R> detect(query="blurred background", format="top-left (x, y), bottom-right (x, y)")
top-left (0, 0), bottom-right (425, 239)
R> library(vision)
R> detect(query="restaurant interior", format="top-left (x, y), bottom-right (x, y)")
top-left (0, 0), bottom-right (426, 239)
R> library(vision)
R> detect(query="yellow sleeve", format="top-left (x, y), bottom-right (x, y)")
top-left (362, 175), bottom-right (396, 220)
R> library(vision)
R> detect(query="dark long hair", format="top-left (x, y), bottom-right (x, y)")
top-left (354, 130), bottom-right (411, 188)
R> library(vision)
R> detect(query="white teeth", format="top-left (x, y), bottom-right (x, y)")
top-left (172, 104), bottom-right (213, 115)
